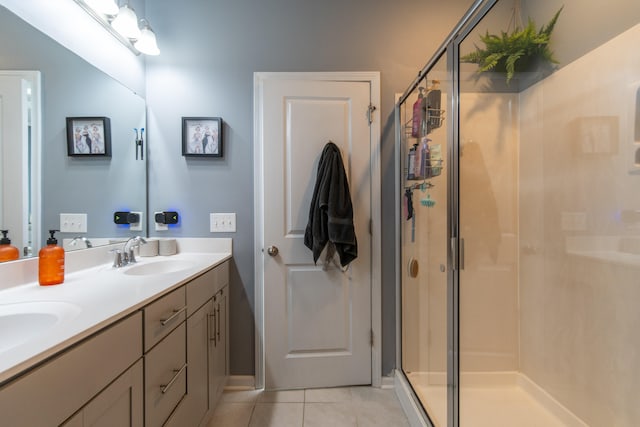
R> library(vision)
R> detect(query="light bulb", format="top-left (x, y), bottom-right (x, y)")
top-left (134, 22), bottom-right (160, 55)
top-left (111, 4), bottom-right (141, 40)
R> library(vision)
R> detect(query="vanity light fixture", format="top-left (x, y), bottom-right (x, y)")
top-left (73, 0), bottom-right (160, 56)
top-left (110, 2), bottom-right (141, 40)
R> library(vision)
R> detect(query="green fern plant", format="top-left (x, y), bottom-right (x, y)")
top-left (461, 7), bottom-right (563, 84)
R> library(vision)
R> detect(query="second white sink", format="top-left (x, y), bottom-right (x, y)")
top-left (122, 260), bottom-right (195, 276)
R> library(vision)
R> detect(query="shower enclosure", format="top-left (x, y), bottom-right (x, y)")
top-left (395, 0), bottom-right (640, 426)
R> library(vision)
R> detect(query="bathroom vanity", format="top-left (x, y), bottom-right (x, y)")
top-left (0, 238), bottom-right (231, 427)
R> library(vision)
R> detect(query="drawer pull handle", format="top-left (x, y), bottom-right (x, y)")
top-left (160, 363), bottom-right (187, 394)
top-left (216, 304), bottom-right (221, 341)
top-left (208, 313), bottom-right (216, 345)
top-left (160, 306), bottom-right (187, 326)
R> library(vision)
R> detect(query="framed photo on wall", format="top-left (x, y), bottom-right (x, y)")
top-left (182, 117), bottom-right (223, 157)
top-left (66, 117), bottom-right (112, 157)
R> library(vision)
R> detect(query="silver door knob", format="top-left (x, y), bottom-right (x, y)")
top-left (266, 246), bottom-right (279, 257)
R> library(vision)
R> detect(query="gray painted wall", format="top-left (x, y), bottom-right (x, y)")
top-left (145, 0), bottom-right (475, 375)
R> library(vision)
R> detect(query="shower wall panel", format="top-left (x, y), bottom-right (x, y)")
top-left (519, 23), bottom-right (640, 427)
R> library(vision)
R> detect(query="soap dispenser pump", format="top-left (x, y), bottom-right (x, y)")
top-left (0, 230), bottom-right (19, 262)
top-left (39, 229), bottom-right (65, 286)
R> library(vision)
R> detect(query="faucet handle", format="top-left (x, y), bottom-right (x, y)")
top-left (128, 248), bottom-right (137, 264)
top-left (110, 249), bottom-right (123, 268)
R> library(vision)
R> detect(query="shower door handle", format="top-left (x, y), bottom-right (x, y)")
top-left (451, 237), bottom-right (465, 271)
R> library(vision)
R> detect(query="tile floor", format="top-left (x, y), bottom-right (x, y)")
top-left (207, 386), bottom-right (410, 427)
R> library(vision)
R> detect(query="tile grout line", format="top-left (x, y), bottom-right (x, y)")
top-left (247, 398), bottom-right (258, 427)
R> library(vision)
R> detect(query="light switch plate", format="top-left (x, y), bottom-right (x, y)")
top-left (60, 213), bottom-right (87, 233)
top-left (210, 213), bottom-right (236, 232)
top-left (130, 211), bottom-right (143, 231)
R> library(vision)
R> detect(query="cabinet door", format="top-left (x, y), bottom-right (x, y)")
top-left (164, 300), bottom-right (213, 427)
top-left (63, 359), bottom-right (143, 427)
top-left (210, 287), bottom-right (228, 408)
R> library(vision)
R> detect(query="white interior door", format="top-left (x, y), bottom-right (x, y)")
top-left (0, 75), bottom-right (30, 254)
top-left (258, 74), bottom-right (374, 390)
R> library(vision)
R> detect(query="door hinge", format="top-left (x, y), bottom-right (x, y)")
top-left (367, 104), bottom-right (377, 125)
top-left (370, 329), bottom-right (374, 346)
top-left (369, 218), bottom-right (373, 235)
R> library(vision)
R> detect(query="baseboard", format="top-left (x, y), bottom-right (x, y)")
top-left (381, 374), bottom-right (395, 389)
top-left (225, 375), bottom-right (256, 390)
top-left (394, 370), bottom-right (431, 427)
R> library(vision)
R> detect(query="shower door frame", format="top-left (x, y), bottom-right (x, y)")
top-left (395, 0), bottom-right (500, 426)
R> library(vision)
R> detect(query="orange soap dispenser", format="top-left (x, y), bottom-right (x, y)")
top-left (0, 230), bottom-right (20, 261)
top-left (39, 229), bottom-right (65, 286)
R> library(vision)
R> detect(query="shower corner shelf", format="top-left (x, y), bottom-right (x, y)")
top-left (402, 110), bottom-right (446, 140)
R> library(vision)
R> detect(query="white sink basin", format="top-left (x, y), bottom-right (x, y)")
top-left (122, 260), bottom-right (195, 276)
top-left (0, 301), bottom-right (82, 354)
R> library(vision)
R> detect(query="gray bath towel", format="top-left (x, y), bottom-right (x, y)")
top-left (304, 142), bottom-right (358, 267)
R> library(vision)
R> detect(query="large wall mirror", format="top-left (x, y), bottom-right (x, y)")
top-left (0, 6), bottom-right (147, 260)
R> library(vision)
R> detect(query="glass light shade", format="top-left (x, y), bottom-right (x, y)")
top-left (111, 4), bottom-right (141, 39)
top-left (84, 0), bottom-right (119, 16)
top-left (134, 25), bottom-right (160, 55)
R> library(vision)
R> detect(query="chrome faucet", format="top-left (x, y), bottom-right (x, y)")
top-left (122, 236), bottom-right (147, 265)
top-left (70, 236), bottom-right (93, 248)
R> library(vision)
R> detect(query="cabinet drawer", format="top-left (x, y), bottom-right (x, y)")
top-left (214, 260), bottom-right (229, 294)
top-left (144, 322), bottom-right (186, 427)
top-left (187, 261), bottom-right (229, 317)
top-left (186, 268), bottom-right (215, 316)
top-left (0, 312), bottom-right (142, 427)
top-left (144, 287), bottom-right (186, 352)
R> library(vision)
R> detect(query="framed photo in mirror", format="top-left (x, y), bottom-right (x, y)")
top-left (182, 117), bottom-right (223, 157)
top-left (66, 117), bottom-right (112, 157)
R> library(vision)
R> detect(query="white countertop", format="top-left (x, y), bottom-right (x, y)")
top-left (0, 238), bottom-right (232, 385)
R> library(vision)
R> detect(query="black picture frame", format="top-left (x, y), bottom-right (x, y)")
top-left (66, 117), bottom-right (112, 157)
top-left (182, 117), bottom-right (223, 157)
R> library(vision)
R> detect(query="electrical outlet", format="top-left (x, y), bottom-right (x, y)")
top-left (155, 211), bottom-right (168, 231)
top-left (60, 213), bottom-right (87, 233)
top-left (210, 213), bottom-right (236, 232)
top-left (130, 211), bottom-right (143, 231)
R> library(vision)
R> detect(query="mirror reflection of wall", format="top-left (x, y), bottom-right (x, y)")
top-left (0, 6), bottom-right (147, 260)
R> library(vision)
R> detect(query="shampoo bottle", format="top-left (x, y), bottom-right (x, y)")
top-left (407, 144), bottom-right (417, 180)
top-left (0, 230), bottom-right (20, 262)
top-left (39, 230), bottom-right (65, 286)
top-left (411, 87), bottom-right (425, 138)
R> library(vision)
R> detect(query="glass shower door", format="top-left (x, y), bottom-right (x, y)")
top-left (456, 1), bottom-right (526, 424)
top-left (400, 53), bottom-right (450, 427)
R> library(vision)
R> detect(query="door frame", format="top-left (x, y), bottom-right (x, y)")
top-left (0, 70), bottom-right (42, 254)
top-left (253, 71), bottom-right (382, 389)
